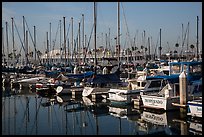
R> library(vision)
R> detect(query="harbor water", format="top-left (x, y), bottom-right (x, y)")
top-left (2, 86), bottom-right (202, 135)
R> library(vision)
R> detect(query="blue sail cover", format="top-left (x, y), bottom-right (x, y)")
top-left (91, 73), bottom-right (121, 84)
top-left (87, 68), bottom-right (121, 85)
top-left (65, 71), bottom-right (94, 79)
top-left (45, 70), bottom-right (61, 78)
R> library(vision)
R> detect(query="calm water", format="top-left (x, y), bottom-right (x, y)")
top-left (2, 86), bottom-right (202, 135)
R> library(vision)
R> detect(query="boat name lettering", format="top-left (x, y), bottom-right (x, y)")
top-left (145, 98), bottom-right (163, 104)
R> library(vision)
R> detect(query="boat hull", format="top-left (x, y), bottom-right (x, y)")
top-left (141, 95), bottom-right (180, 110)
top-left (108, 89), bottom-right (140, 104)
top-left (187, 100), bottom-right (202, 118)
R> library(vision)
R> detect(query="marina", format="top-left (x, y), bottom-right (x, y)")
top-left (2, 2), bottom-right (202, 135)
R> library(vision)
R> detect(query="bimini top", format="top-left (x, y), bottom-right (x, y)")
top-left (146, 74), bottom-right (179, 83)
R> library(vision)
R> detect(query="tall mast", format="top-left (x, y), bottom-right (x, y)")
top-left (2, 27), bottom-right (5, 64)
top-left (59, 20), bottom-right (62, 62)
top-left (6, 22), bottom-right (9, 65)
top-left (78, 21), bottom-right (81, 64)
top-left (63, 17), bottom-right (66, 65)
top-left (117, 2), bottom-right (120, 64)
top-left (187, 22), bottom-right (189, 52)
top-left (148, 37), bottom-right (150, 60)
top-left (159, 28), bottom-right (161, 59)
top-left (82, 14), bottom-right (85, 63)
top-left (11, 17), bottom-right (15, 64)
top-left (94, 2), bottom-right (97, 74)
top-left (71, 17), bottom-right (74, 61)
top-left (196, 16), bottom-right (199, 61)
top-left (49, 22), bottom-right (52, 64)
top-left (85, 34), bottom-right (87, 59)
top-left (46, 32), bottom-right (49, 65)
top-left (109, 28), bottom-right (110, 48)
top-left (23, 16), bottom-right (27, 66)
top-left (26, 30), bottom-right (28, 66)
top-left (34, 26), bottom-right (36, 63)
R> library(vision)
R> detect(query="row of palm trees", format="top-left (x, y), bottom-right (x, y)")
top-left (2, 42), bottom-right (196, 65)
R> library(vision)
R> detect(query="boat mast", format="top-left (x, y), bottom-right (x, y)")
top-left (2, 27), bottom-right (5, 65)
top-left (94, 2), bottom-right (97, 74)
top-left (159, 28), bottom-right (161, 59)
top-left (34, 26), bottom-right (36, 64)
top-left (82, 14), bottom-right (85, 63)
top-left (71, 17), bottom-right (74, 61)
top-left (6, 22), bottom-right (9, 66)
top-left (117, 2), bottom-right (121, 66)
top-left (59, 20), bottom-right (62, 63)
top-left (46, 31), bottom-right (49, 65)
top-left (78, 21), bottom-right (81, 64)
top-left (63, 17), bottom-right (67, 65)
top-left (196, 16), bottom-right (199, 61)
top-left (11, 17), bottom-right (16, 66)
top-left (148, 37), bottom-right (150, 60)
top-left (23, 16), bottom-right (29, 66)
top-left (26, 30), bottom-right (29, 66)
top-left (49, 22), bottom-right (52, 65)
top-left (109, 28), bottom-right (111, 58)
top-left (187, 22), bottom-right (189, 52)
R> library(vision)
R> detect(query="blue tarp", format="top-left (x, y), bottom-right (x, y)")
top-left (65, 71), bottom-right (94, 79)
top-left (87, 68), bottom-right (121, 85)
top-left (146, 74), bottom-right (179, 83)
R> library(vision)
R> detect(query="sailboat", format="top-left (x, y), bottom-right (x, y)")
top-left (82, 2), bottom-right (122, 98)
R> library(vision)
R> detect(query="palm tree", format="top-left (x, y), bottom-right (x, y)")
top-left (37, 50), bottom-right (42, 56)
top-left (141, 45), bottom-right (144, 51)
top-left (190, 44), bottom-right (195, 57)
top-left (175, 43), bottom-right (179, 53)
top-left (190, 44), bottom-right (195, 52)
top-left (175, 43), bottom-right (179, 48)
top-left (8, 53), bottom-right (13, 59)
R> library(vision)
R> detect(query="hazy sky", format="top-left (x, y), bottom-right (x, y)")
top-left (2, 2), bottom-right (202, 56)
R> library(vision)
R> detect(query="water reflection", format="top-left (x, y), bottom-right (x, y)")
top-left (2, 87), bottom-right (202, 135)
top-left (139, 110), bottom-right (181, 135)
top-left (188, 119), bottom-right (202, 135)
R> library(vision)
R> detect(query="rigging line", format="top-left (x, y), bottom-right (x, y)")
top-left (24, 17), bottom-right (41, 62)
top-left (65, 22), bottom-right (71, 47)
top-left (180, 24), bottom-right (188, 55)
top-left (154, 31), bottom-right (160, 57)
top-left (71, 24), bottom-right (81, 60)
top-left (84, 24), bottom-right (94, 60)
top-left (121, 3), bottom-right (133, 48)
top-left (7, 21), bottom-right (16, 56)
top-left (71, 38), bottom-right (77, 60)
top-left (52, 20), bottom-right (60, 51)
top-left (13, 20), bottom-right (26, 53)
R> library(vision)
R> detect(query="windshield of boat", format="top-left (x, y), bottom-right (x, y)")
top-left (189, 64), bottom-right (202, 76)
top-left (171, 64), bottom-right (181, 74)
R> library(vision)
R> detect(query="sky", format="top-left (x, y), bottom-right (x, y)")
top-left (2, 2), bottom-right (202, 57)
